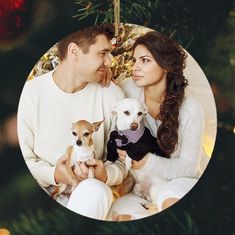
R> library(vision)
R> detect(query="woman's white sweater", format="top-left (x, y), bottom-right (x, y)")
top-left (119, 78), bottom-right (210, 180)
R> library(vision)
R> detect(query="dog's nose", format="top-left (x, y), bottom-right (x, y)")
top-left (76, 140), bottom-right (82, 146)
top-left (131, 123), bottom-right (139, 131)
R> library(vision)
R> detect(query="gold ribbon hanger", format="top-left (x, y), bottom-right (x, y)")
top-left (112, 0), bottom-right (124, 46)
top-left (113, 0), bottom-right (120, 37)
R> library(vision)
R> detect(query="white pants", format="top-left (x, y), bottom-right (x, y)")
top-left (107, 177), bottom-right (198, 220)
top-left (66, 178), bottom-right (113, 220)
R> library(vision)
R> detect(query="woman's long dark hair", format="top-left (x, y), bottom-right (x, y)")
top-left (133, 31), bottom-right (188, 157)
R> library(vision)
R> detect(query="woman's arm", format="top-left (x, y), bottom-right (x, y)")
top-left (143, 98), bottom-right (205, 180)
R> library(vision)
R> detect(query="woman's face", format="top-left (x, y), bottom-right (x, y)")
top-left (132, 45), bottom-right (166, 87)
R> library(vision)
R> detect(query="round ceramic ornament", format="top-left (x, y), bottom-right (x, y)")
top-left (17, 23), bottom-right (217, 221)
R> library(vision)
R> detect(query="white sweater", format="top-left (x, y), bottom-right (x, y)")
top-left (119, 78), bottom-right (210, 180)
top-left (17, 71), bottom-right (127, 188)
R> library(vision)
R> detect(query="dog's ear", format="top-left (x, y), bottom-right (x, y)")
top-left (92, 119), bottom-right (104, 132)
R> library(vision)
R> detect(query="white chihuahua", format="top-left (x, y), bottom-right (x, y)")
top-left (107, 98), bottom-right (166, 213)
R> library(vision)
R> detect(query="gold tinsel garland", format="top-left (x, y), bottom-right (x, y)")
top-left (27, 24), bottom-right (152, 81)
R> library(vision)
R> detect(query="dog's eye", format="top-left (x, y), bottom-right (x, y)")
top-left (83, 132), bottom-right (90, 137)
top-left (72, 131), bottom-right (77, 136)
top-left (138, 112), bottom-right (143, 116)
top-left (124, 111), bottom-right (130, 116)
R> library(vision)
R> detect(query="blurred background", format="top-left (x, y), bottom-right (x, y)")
top-left (0, 0), bottom-right (234, 234)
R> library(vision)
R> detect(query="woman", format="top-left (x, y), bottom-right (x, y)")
top-left (107, 31), bottom-right (209, 220)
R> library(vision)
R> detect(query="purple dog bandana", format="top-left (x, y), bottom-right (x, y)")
top-left (115, 124), bottom-right (145, 147)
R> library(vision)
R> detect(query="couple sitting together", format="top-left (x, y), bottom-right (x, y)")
top-left (17, 24), bottom-right (212, 221)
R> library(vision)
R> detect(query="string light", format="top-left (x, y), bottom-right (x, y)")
top-left (218, 121), bottom-right (235, 134)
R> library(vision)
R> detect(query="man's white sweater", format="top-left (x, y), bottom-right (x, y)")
top-left (17, 71), bottom-right (127, 188)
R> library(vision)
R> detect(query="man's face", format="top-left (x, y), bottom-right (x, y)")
top-left (77, 34), bottom-right (112, 83)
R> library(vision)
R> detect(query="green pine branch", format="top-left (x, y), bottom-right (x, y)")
top-left (4, 209), bottom-right (201, 235)
top-left (73, 0), bottom-right (155, 25)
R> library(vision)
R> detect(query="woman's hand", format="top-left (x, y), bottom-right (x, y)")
top-left (131, 155), bottom-right (148, 170)
top-left (116, 149), bottom-right (148, 170)
top-left (117, 149), bottom-right (127, 161)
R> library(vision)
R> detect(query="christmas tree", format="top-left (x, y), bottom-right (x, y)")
top-left (0, 0), bottom-right (234, 234)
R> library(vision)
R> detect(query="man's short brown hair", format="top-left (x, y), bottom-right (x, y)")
top-left (57, 24), bottom-right (114, 61)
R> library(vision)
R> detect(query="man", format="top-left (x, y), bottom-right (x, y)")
top-left (17, 25), bottom-right (128, 220)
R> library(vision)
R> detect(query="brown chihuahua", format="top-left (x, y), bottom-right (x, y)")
top-left (51, 119), bottom-right (104, 199)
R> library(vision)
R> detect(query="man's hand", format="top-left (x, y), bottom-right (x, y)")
top-left (86, 159), bottom-right (107, 182)
top-left (73, 161), bottom-right (89, 183)
top-left (99, 67), bottom-right (117, 87)
top-left (54, 156), bottom-right (90, 185)
top-left (54, 155), bottom-right (73, 185)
